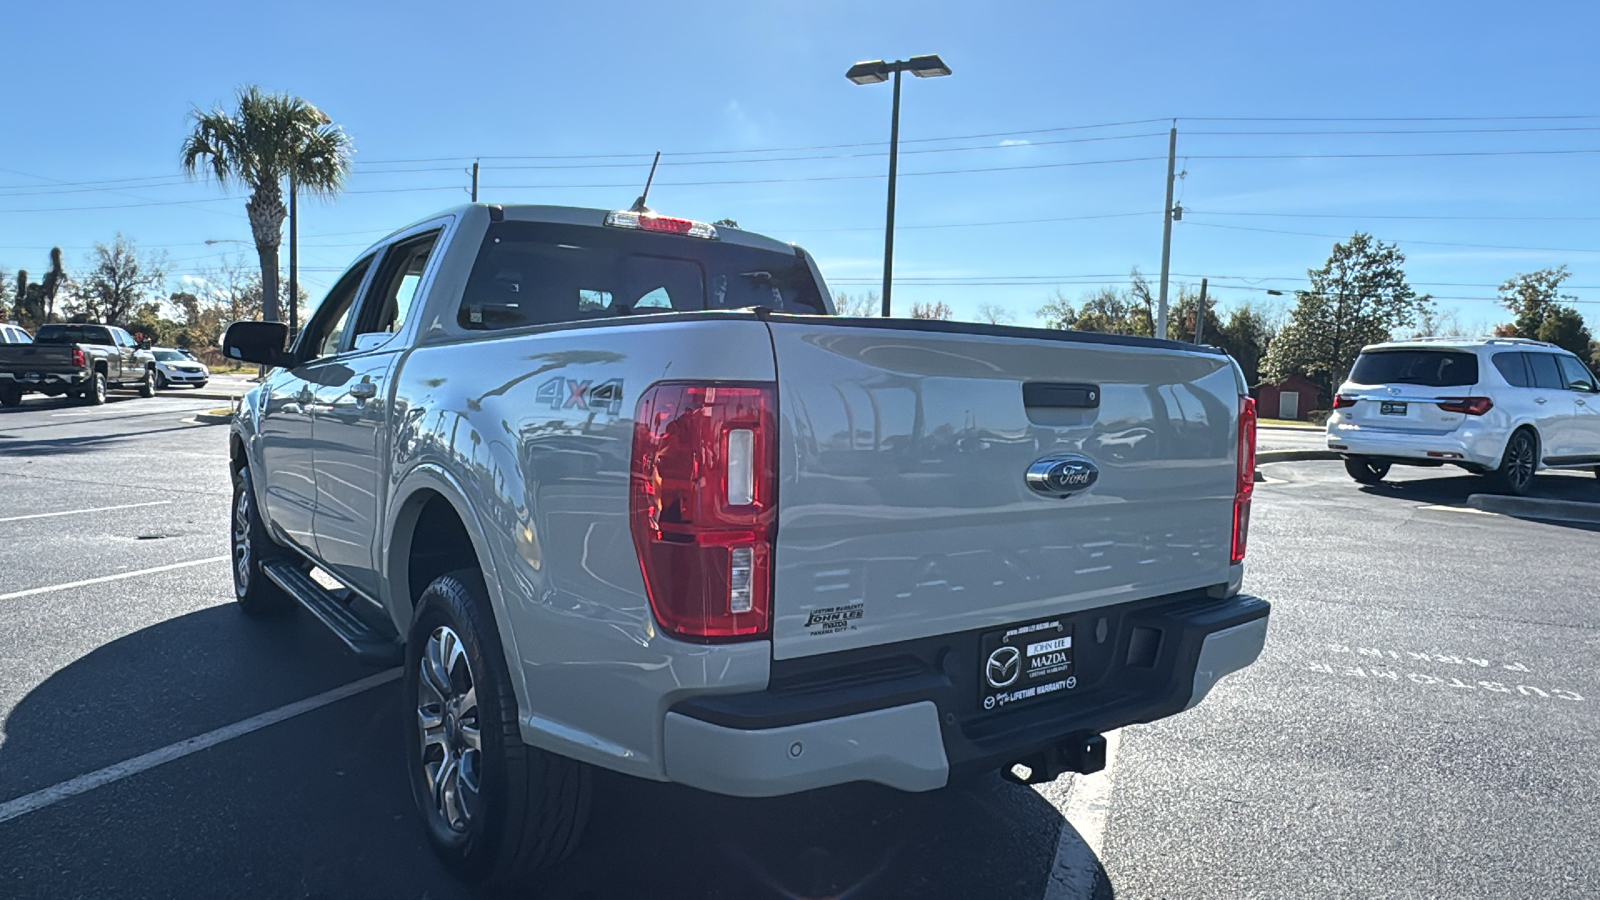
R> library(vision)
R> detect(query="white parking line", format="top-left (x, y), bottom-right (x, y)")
top-left (0, 669), bottom-right (401, 825)
top-left (1044, 729), bottom-right (1123, 899)
top-left (0, 501), bottom-right (173, 523)
top-left (0, 556), bottom-right (228, 602)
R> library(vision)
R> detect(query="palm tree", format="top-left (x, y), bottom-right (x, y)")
top-left (181, 86), bottom-right (353, 323)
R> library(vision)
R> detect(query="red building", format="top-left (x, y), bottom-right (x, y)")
top-left (1253, 373), bottom-right (1324, 421)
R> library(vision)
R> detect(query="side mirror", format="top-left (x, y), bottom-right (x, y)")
top-left (222, 320), bottom-right (292, 368)
top-left (137, 339), bottom-right (152, 350)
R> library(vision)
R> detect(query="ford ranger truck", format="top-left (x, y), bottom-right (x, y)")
top-left (222, 203), bottom-right (1270, 891)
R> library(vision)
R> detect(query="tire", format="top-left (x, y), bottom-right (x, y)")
top-left (155, 370), bottom-right (169, 390)
top-left (1490, 429), bottom-right (1538, 496)
top-left (139, 366), bottom-right (156, 398)
top-left (230, 466), bottom-right (295, 615)
top-left (407, 569), bottom-right (591, 892)
top-left (82, 371), bottom-right (107, 406)
top-left (0, 386), bottom-right (21, 408)
top-left (1344, 456), bottom-right (1391, 485)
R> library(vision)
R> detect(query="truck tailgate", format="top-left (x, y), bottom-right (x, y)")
top-left (766, 318), bottom-right (1242, 660)
top-left (0, 345), bottom-right (79, 376)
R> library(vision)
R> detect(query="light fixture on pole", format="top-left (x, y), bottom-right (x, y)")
top-left (845, 54), bottom-right (952, 317)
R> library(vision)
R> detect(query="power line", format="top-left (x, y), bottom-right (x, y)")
top-left (1182, 221), bottom-right (1600, 255)
top-left (1180, 114), bottom-right (1600, 122)
top-left (781, 211), bottom-right (1157, 233)
top-left (1189, 149), bottom-right (1600, 160)
top-left (352, 117), bottom-right (1175, 165)
top-left (486, 155), bottom-right (1166, 191)
top-left (480, 132), bottom-right (1168, 172)
top-left (1189, 210), bottom-right (1600, 222)
top-left (1187, 126), bottom-right (1600, 136)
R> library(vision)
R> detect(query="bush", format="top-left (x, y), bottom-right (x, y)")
top-left (1305, 409), bottom-right (1331, 426)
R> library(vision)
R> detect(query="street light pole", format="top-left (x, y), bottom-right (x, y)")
top-left (882, 69), bottom-right (902, 319)
top-left (847, 54), bottom-right (952, 318)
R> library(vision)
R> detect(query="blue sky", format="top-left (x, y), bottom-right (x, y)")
top-left (3, 0), bottom-right (1599, 331)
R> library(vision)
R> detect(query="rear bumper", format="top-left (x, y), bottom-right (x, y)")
top-left (0, 371), bottom-right (89, 389)
top-left (664, 590), bottom-right (1269, 797)
top-left (1325, 419), bottom-right (1503, 468)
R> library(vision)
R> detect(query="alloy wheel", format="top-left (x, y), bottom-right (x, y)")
top-left (417, 626), bottom-right (482, 834)
top-left (232, 484), bottom-right (252, 591)
top-left (1507, 434), bottom-right (1535, 491)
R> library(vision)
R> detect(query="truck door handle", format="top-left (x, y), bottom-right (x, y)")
top-left (1579, 399), bottom-right (1589, 407)
top-left (350, 381), bottom-right (377, 401)
top-left (1534, 397), bottom-right (1547, 404)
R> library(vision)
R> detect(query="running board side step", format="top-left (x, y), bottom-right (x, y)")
top-left (261, 561), bottom-right (404, 666)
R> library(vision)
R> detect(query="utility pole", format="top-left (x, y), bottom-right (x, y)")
top-left (1195, 277), bottom-right (1208, 344)
top-left (881, 68), bottom-right (902, 318)
top-left (470, 160), bottom-right (480, 203)
top-left (1156, 121), bottom-right (1177, 341)
top-left (288, 169), bottom-right (298, 337)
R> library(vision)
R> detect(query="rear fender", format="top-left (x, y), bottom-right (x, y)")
top-left (385, 464), bottom-right (528, 714)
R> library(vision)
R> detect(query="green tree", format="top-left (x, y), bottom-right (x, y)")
top-left (1171, 283), bottom-right (1225, 345)
top-left (11, 248), bottom-right (69, 330)
top-left (1037, 289), bottom-right (1077, 330)
top-left (1496, 267), bottom-right (1593, 358)
top-left (1499, 267), bottom-right (1573, 339)
top-left (1036, 270), bottom-right (1156, 336)
top-left (712, 218), bottom-right (739, 228)
top-left (72, 234), bottom-right (169, 325)
top-left (1534, 305), bottom-right (1594, 360)
top-left (1260, 232), bottom-right (1430, 394)
top-left (181, 86), bottom-right (353, 323)
top-left (1211, 302), bottom-right (1280, 386)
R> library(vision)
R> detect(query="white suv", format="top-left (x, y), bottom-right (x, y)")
top-left (1326, 337), bottom-right (1600, 494)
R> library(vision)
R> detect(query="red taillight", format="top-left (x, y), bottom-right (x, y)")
top-left (1332, 394), bottom-right (1357, 409)
top-left (604, 210), bottom-right (719, 239)
top-left (71, 347), bottom-right (85, 368)
top-left (1437, 397), bottom-right (1493, 416)
top-left (630, 382), bottom-right (776, 641)
top-left (1232, 395), bottom-right (1256, 565)
top-left (638, 216), bottom-right (694, 235)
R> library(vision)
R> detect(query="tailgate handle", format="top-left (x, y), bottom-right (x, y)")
top-left (1023, 382), bottom-right (1099, 409)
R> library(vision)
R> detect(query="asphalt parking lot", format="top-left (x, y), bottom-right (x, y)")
top-left (2, 393), bottom-right (1597, 899)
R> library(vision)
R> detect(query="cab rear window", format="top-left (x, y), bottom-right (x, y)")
top-left (458, 221), bottom-right (827, 331)
top-left (1349, 350), bottom-right (1478, 387)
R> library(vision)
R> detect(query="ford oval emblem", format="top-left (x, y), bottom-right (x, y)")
top-left (1025, 453), bottom-right (1099, 498)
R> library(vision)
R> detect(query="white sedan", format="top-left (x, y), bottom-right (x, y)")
top-left (152, 348), bottom-right (210, 389)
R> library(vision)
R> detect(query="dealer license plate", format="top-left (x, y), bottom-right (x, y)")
top-left (1380, 401), bottom-right (1407, 415)
top-left (979, 617), bottom-right (1076, 713)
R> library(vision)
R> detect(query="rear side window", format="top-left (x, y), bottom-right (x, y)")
top-left (1556, 355), bottom-right (1597, 393)
top-left (1492, 352), bottom-right (1530, 387)
top-left (1348, 350), bottom-right (1479, 387)
top-left (458, 221), bottom-right (826, 331)
top-left (1526, 353), bottom-right (1565, 390)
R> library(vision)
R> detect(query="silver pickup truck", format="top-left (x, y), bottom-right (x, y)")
top-left (223, 203), bottom-right (1269, 891)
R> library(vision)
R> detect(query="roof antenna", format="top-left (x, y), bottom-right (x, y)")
top-left (629, 151), bottom-right (662, 213)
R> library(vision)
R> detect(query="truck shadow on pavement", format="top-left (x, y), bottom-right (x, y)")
top-left (0, 422), bottom-right (209, 457)
top-left (0, 603), bottom-right (1113, 900)
top-left (1357, 471), bottom-right (1600, 524)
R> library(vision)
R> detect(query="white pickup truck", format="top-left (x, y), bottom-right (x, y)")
top-left (223, 203), bottom-right (1270, 891)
